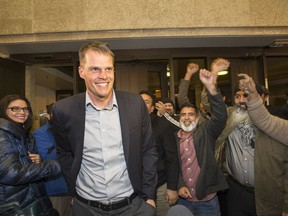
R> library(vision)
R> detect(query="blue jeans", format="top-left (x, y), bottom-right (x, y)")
top-left (177, 195), bottom-right (221, 216)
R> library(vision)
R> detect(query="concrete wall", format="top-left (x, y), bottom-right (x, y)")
top-left (0, 0), bottom-right (288, 44)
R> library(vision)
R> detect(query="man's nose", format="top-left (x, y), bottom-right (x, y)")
top-left (240, 96), bottom-right (246, 102)
top-left (98, 69), bottom-right (108, 78)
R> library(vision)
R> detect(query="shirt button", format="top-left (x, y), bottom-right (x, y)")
top-left (244, 158), bottom-right (247, 161)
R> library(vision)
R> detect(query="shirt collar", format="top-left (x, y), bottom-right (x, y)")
top-left (177, 129), bottom-right (193, 139)
top-left (85, 90), bottom-right (118, 111)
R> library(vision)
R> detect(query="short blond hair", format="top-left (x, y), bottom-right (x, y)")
top-left (78, 41), bottom-right (114, 66)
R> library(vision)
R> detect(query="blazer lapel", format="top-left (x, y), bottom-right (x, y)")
top-left (74, 93), bottom-right (86, 156)
top-left (115, 91), bottom-right (130, 163)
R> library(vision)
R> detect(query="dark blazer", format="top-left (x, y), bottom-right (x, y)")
top-left (150, 113), bottom-right (179, 190)
top-left (52, 91), bottom-right (158, 200)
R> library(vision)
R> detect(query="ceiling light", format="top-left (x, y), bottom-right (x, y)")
top-left (268, 39), bottom-right (288, 48)
top-left (218, 71), bottom-right (228, 76)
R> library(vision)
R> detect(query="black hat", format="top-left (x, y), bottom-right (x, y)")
top-left (162, 98), bottom-right (175, 108)
top-left (139, 90), bottom-right (156, 105)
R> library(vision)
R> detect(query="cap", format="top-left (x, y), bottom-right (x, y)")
top-left (162, 98), bottom-right (175, 108)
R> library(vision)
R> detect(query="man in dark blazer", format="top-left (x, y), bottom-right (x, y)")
top-left (52, 41), bottom-right (158, 216)
top-left (140, 90), bottom-right (179, 215)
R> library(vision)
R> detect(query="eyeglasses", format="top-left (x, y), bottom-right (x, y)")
top-left (7, 106), bottom-right (30, 113)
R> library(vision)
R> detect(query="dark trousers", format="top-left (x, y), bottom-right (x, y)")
top-left (226, 176), bottom-right (257, 216)
top-left (217, 190), bottom-right (228, 216)
top-left (50, 196), bottom-right (72, 216)
top-left (72, 196), bottom-right (156, 216)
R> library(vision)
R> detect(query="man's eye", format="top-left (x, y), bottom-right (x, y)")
top-left (105, 68), bottom-right (114, 72)
top-left (90, 68), bottom-right (101, 72)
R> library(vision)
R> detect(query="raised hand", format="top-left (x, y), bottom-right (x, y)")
top-left (238, 73), bottom-right (256, 94)
top-left (184, 63), bottom-right (199, 80)
top-left (238, 73), bottom-right (258, 100)
top-left (155, 101), bottom-right (166, 116)
top-left (211, 58), bottom-right (230, 74)
top-left (199, 69), bottom-right (217, 95)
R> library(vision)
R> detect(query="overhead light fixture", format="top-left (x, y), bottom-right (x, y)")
top-left (166, 64), bottom-right (170, 77)
top-left (218, 71), bottom-right (228, 76)
top-left (268, 39), bottom-right (288, 48)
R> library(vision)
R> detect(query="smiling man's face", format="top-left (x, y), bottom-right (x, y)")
top-left (79, 50), bottom-right (114, 102)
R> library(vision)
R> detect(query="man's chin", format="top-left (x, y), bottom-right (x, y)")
top-left (180, 121), bottom-right (198, 132)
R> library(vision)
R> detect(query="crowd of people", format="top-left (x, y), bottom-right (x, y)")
top-left (0, 41), bottom-right (287, 216)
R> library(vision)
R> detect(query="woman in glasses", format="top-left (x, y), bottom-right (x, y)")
top-left (0, 94), bottom-right (61, 216)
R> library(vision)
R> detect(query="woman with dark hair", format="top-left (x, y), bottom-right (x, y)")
top-left (0, 95), bottom-right (61, 216)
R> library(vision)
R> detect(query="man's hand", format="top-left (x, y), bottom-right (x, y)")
top-left (178, 187), bottom-right (192, 199)
top-left (146, 199), bottom-right (156, 208)
top-left (238, 73), bottom-right (258, 100)
top-left (199, 69), bottom-right (217, 95)
top-left (210, 58), bottom-right (230, 74)
top-left (166, 189), bottom-right (178, 206)
top-left (184, 63), bottom-right (199, 80)
top-left (155, 101), bottom-right (166, 116)
top-left (282, 212), bottom-right (288, 216)
top-left (29, 152), bottom-right (41, 164)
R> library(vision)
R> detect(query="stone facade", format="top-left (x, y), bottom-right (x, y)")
top-left (0, 0), bottom-right (288, 45)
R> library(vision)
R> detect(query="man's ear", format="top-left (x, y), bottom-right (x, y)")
top-left (78, 66), bottom-right (85, 79)
top-left (196, 114), bottom-right (200, 122)
top-left (151, 105), bottom-right (155, 113)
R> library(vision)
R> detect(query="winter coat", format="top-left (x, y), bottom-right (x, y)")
top-left (0, 118), bottom-right (61, 215)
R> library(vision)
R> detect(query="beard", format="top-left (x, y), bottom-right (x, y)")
top-left (180, 119), bottom-right (199, 132)
top-left (236, 102), bottom-right (247, 111)
top-left (233, 107), bottom-right (249, 123)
